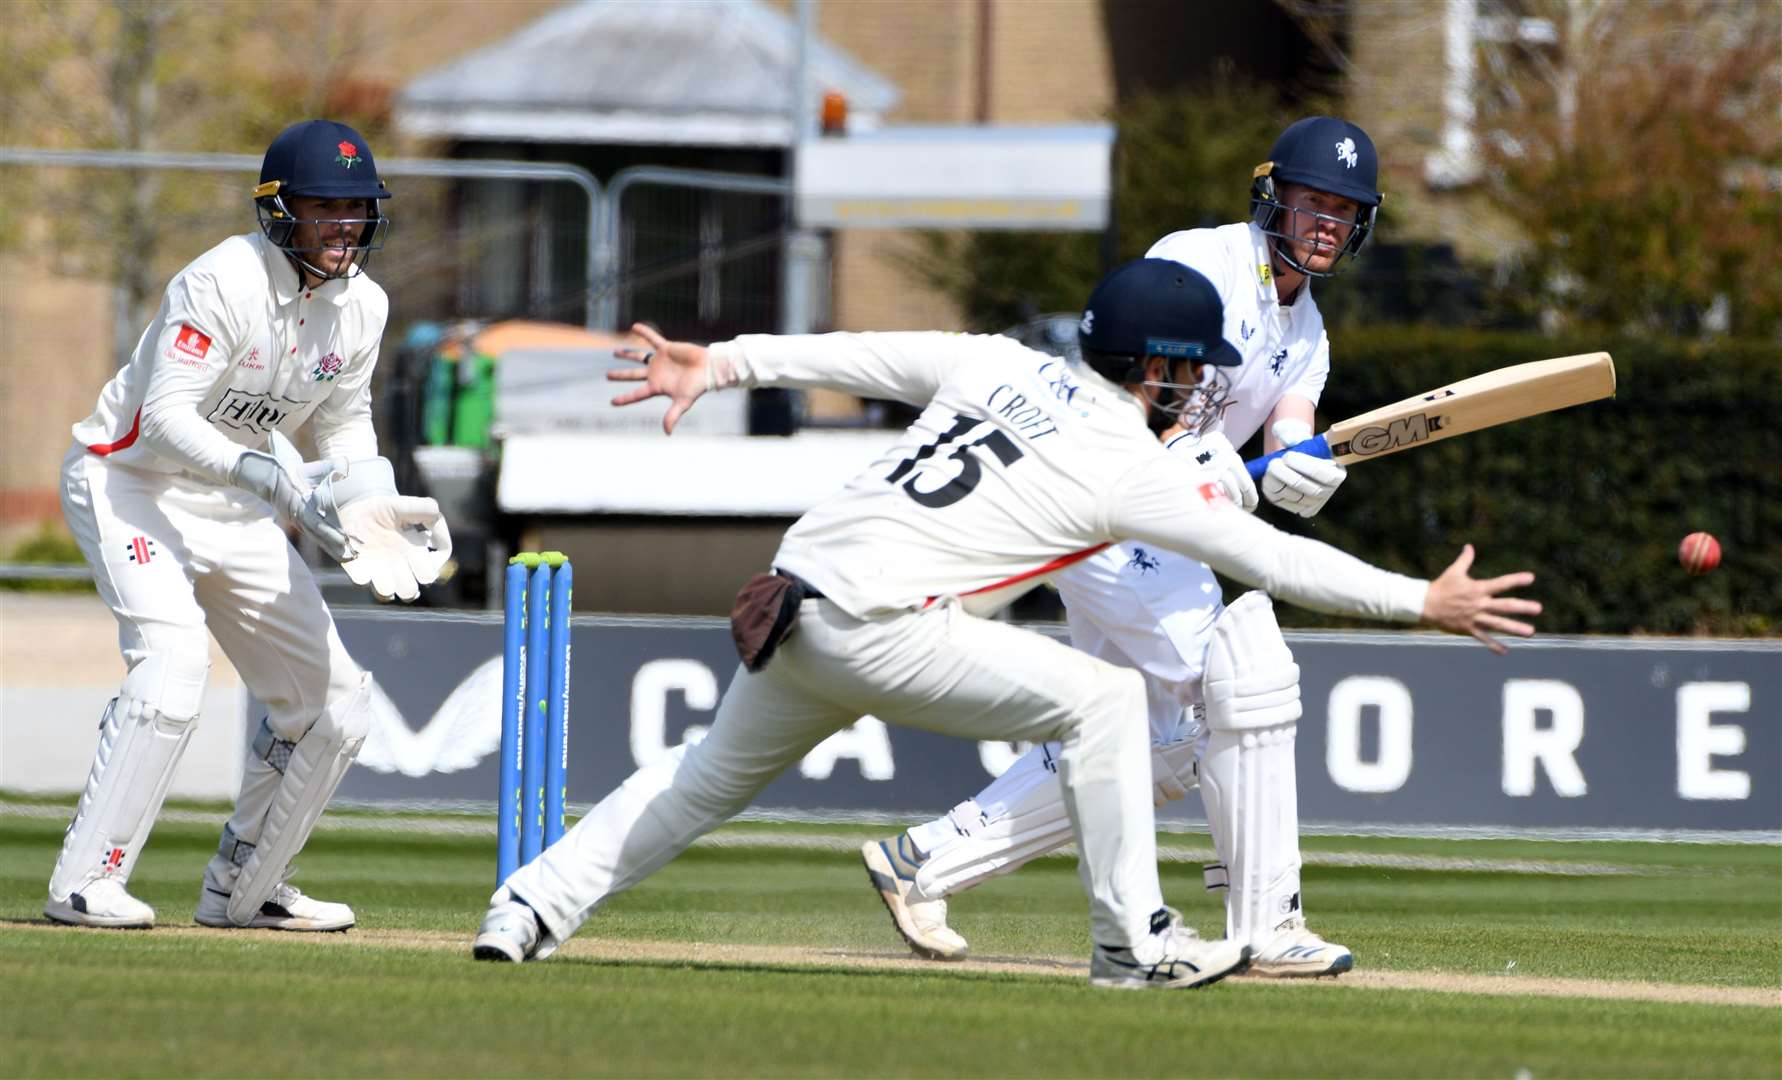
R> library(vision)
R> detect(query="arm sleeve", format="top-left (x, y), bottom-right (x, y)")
top-left (717, 332), bottom-right (1004, 405)
top-left (312, 380), bottom-right (378, 462)
top-left (311, 304), bottom-right (385, 462)
top-left (1106, 454), bottom-right (1428, 623)
top-left (136, 273), bottom-right (250, 484)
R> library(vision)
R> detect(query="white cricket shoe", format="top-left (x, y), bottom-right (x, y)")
top-left (195, 881), bottom-right (355, 932)
top-left (1250, 917), bottom-right (1353, 978)
top-left (472, 887), bottom-right (551, 963)
top-left (44, 879), bottom-right (155, 929)
top-left (1089, 907), bottom-right (1251, 990)
top-left (861, 836), bottom-right (969, 961)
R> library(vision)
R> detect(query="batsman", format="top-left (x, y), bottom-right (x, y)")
top-left (865, 116), bottom-right (1403, 976)
top-left (45, 120), bottom-right (450, 931)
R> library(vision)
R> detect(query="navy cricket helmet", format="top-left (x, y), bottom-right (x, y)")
top-left (1250, 116), bottom-right (1383, 277)
top-left (1077, 258), bottom-right (1240, 434)
top-left (253, 120), bottom-right (391, 280)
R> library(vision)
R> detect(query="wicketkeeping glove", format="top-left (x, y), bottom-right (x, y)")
top-left (314, 455), bottom-right (452, 603)
top-left (338, 494), bottom-right (452, 602)
top-left (230, 433), bottom-right (354, 560)
top-left (1262, 418), bottom-right (1346, 518)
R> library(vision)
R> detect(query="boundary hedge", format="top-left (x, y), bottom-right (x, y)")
top-left (1245, 329), bottom-right (1779, 635)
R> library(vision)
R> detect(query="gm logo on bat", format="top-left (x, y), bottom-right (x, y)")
top-left (1331, 411), bottom-right (1451, 457)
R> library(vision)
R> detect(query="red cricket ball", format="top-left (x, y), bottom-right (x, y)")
top-left (1678, 531), bottom-right (1721, 575)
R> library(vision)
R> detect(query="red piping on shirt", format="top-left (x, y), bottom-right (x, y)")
top-left (87, 408), bottom-right (143, 456)
top-left (924, 542), bottom-right (1112, 609)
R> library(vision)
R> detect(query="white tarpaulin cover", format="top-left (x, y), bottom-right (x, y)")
top-left (795, 124), bottom-right (1115, 230)
top-left (498, 431), bottom-right (903, 515)
top-left (493, 348), bottom-right (748, 438)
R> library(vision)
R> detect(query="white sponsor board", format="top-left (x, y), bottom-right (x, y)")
top-left (795, 125), bottom-right (1114, 231)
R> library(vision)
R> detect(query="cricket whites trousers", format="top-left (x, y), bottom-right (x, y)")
top-left (505, 595), bottom-right (1166, 948)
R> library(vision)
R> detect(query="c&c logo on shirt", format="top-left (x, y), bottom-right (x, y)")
top-left (209, 389), bottom-right (302, 436)
top-left (311, 353), bottom-right (344, 382)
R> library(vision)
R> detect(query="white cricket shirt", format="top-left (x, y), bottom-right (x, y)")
top-left (711, 332), bottom-right (1425, 623)
top-left (72, 231), bottom-right (387, 483)
top-left (1145, 221), bottom-right (1330, 447)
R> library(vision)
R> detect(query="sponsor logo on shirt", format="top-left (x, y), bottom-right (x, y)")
top-left (208, 389), bottom-right (303, 436)
top-left (1126, 547), bottom-right (1161, 575)
top-left (125, 536), bottom-right (156, 565)
top-left (1198, 481), bottom-right (1230, 506)
top-left (173, 325), bottom-right (211, 360)
top-left (311, 352), bottom-right (344, 382)
top-left (1257, 263), bottom-right (1272, 286)
top-left (237, 346), bottom-right (264, 371)
top-left (1269, 348), bottom-right (1289, 376)
top-left (1240, 320), bottom-right (1255, 341)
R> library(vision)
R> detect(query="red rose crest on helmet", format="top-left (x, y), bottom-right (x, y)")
top-left (336, 141), bottom-right (360, 168)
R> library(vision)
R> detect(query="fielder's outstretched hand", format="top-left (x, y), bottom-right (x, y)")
top-left (609, 323), bottom-right (711, 434)
top-left (1419, 544), bottom-right (1541, 654)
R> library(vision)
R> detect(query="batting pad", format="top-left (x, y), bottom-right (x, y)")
top-left (1199, 591), bottom-right (1304, 947)
top-left (912, 750), bottom-right (1077, 901)
top-left (49, 694), bottom-right (197, 900)
top-left (227, 674), bottom-right (373, 925)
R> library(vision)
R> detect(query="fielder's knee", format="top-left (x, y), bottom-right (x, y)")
top-left (1060, 664), bottom-right (1147, 786)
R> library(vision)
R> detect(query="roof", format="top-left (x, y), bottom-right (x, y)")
top-left (396, 0), bottom-right (900, 147)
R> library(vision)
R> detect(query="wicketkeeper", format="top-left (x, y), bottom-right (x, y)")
top-left (46, 120), bottom-right (450, 932)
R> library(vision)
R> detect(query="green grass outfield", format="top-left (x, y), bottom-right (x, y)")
top-left (1, 800), bottom-right (1777, 1078)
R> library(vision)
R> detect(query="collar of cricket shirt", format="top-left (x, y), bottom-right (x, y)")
top-left (256, 231), bottom-right (351, 307)
top-left (1246, 221), bottom-right (1314, 315)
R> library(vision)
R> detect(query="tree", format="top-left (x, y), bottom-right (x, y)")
top-left (1474, 0), bottom-right (1782, 336)
top-left (0, 0), bottom-right (400, 360)
top-left (902, 77), bottom-right (1299, 331)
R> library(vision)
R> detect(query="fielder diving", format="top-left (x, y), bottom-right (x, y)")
top-left (863, 116), bottom-right (1420, 977)
top-left (471, 256), bottom-right (1539, 989)
top-left (47, 120), bottom-right (451, 932)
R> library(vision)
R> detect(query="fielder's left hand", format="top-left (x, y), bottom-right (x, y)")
top-left (610, 323), bottom-right (713, 435)
top-left (1262, 418), bottom-right (1346, 518)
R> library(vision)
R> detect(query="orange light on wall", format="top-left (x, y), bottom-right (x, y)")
top-left (820, 91), bottom-right (848, 135)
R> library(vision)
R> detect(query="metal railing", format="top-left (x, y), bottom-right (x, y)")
top-left (596, 165), bottom-right (795, 334)
top-left (0, 147), bottom-right (606, 328)
top-left (0, 561), bottom-right (355, 589)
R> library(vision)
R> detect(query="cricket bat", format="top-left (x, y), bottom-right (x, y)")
top-left (1244, 352), bottom-right (1617, 480)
